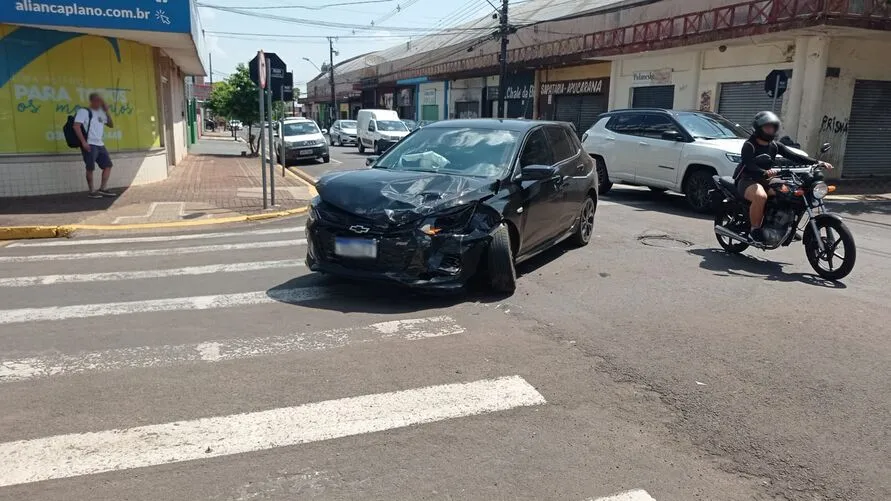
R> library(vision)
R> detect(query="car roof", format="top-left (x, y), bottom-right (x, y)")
top-left (600, 108), bottom-right (722, 118)
top-left (424, 118), bottom-right (570, 132)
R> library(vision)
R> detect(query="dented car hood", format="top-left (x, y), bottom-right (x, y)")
top-left (316, 168), bottom-right (494, 225)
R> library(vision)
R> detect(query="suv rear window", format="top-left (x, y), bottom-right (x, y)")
top-left (605, 113), bottom-right (645, 135)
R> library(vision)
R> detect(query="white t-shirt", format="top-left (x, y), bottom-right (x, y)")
top-left (74, 108), bottom-right (108, 146)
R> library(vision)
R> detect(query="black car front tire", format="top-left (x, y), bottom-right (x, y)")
top-left (358, 141), bottom-right (365, 154)
top-left (570, 195), bottom-right (597, 247)
top-left (684, 169), bottom-right (715, 213)
top-left (322, 154), bottom-right (331, 163)
top-left (487, 224), bottom-right (516, 294)
top-left (593, 156), bottom-right (613, 195)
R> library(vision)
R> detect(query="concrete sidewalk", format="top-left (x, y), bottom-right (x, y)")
top-left (0, 138), bottom-right (312, 233)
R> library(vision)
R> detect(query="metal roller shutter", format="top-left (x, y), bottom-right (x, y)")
top-left (717, 81), bottom-right (782, 130)
top-left (842, 80), bottom-right (891, 178)
top-left (631, 85), bottom-right (675, 109)
top-left (554, 95), bottom-right (608, 137)
top-left (455, 101), bottom-right (480, 119)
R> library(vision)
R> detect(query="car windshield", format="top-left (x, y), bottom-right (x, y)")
top-left (375, 127), bottom-right (520, 178)
top-left (340, 120), bottom-right (357, 129)
top-left (677, 113), bottom-right (748, 139)
top-left (378, 120), bottom-right (408, 132)
top-left (282, 122), bottom-right (320, 135)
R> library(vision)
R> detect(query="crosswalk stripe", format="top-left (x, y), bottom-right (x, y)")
top-left (0, 316), bottom-right (464, 382)
top-left (0, 239), bottom-right (306, 263)
top-left (588, 490), bottom-right (657, 501)
top-left (0, 287), bottom-right (324, 325)
top-left (6, 227), bottom-right (305, 248)
top-left (0, 376), bottom-right (545, 487)
top-left (0, 260), bottom-right (300, 288)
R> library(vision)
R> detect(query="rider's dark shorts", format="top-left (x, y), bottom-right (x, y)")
top-left (736, 177), bottom-right (763, 199)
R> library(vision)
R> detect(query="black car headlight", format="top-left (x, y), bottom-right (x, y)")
top-left (308, 196), bottom-right (321, 222)
top-left (419, 205), bottom-right (476, 236)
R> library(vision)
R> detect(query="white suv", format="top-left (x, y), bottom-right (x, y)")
top-left (582, 109), bottom-right (750, 212)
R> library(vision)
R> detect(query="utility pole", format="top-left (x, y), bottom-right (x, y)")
top-left (328, 37), bottom-right (336, 127)
top-left (497, 0), bottom-right (509, 119)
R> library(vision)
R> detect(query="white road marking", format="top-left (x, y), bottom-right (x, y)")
top-left (7, 227), bottom-right (304, 248)
top-left (0, 376), bottom-right (545, 487)
top-left (330, 157), bottom-right (343, 164)
top-left (587, 490), bottom-right (657, 501)
top-left (0, 316), bottom-right (464, 382)
top-left (0, 287), bottom-right (324, 325)
top-left (0, 239), bottom-right (305, 263)
top-left (0, 260), bottom-right (300, 288)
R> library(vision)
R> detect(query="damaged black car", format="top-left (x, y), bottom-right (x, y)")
top-left (305, 119), bottom-right (599, 293)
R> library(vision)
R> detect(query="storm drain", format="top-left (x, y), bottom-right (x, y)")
top-left (637, 233), bottom-right (693, 249)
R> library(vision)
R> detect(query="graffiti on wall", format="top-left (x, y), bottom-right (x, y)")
top-left (699, 90), bottom-right (712, 112)
top-left (820, 115), bottom-right (849, 135)
top-left (0, 25), bottom-right (160, 154)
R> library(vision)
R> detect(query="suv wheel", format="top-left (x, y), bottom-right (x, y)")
top-left (593, 156), bottom-right (612, 195)
top-left (684, 169), bottom-right (714, 213)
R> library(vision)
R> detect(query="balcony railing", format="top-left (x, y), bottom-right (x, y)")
top-left (389, 0), bottom-right (890, 82)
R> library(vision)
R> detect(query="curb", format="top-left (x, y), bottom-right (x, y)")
top-left (0, 206), bottom-right (308, 241)
top-left (284, 166), bottom-right (318, 186)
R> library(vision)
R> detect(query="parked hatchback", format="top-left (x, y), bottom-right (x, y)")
top-left (582, 109), bottom-right (750, 212)
top-left (329, 120), bottom-right (358, 146)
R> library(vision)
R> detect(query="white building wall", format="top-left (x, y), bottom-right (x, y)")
top-left (170, 66), bottom-right (188, 165)
top-left (612, 52), bottom-right (699, 109)
top-left (418, 81), bottom-right (447, 120)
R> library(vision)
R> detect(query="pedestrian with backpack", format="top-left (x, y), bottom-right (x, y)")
top-left (73, 93), bottom-right (117, 198)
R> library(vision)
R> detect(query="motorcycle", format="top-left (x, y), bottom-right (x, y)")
top-left (710, 143), bottom-right (857, 281)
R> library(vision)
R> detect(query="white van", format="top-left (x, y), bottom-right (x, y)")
top-left (356, 109), bottom-right (410, 154)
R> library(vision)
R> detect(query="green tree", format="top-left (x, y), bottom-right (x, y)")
top-left (206, 64), bottom-right (262, 154)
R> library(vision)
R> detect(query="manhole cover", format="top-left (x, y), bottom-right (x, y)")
top-left (637, 234), bottom-right (693, 249)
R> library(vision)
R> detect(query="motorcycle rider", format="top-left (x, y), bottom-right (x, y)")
top-left (736, 111), bottom-right (832, 243)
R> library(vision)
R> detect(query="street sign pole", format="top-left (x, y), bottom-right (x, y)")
top-left (266, 64), bottom-right (276, 206)
top-left (258, 51), bottom-right (268, 210)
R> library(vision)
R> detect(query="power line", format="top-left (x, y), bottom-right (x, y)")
top-left (371, 0), bottom-right (422, 26)
top-left (206, 30), bottom-right (412, 40)
top-left (198, 0), bottom-right (394, 9)
top-left (199, 3), bottom-right (498, 33)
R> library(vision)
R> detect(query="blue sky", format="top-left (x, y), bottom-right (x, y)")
top-left (198, 0), bottom-right (497, 95)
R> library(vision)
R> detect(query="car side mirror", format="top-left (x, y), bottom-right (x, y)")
top-left (661, 130), bottom-right (685, 142)
top-left (321, 129), bottom-right (328, 135)
top-left (520, 164), bottom-right (558, 181)
top-left (820, 142), bottom-right (831, 154)
top-left (365, 155), bottom-right (379, 167)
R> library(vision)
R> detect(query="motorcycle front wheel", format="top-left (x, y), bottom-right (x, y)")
top-left (715, 209), bottom-right (749, 254)
top-left (804, 217), bottom-right (856, 280)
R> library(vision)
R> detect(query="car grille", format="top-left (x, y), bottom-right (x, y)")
top-left (315, 203), bottom-right (416, 234)
top-left (290, 140), bottom-right (319, 147)
top-left (314, 226), bottom-right (418, 272)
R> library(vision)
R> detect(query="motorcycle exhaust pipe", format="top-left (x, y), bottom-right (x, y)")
top-left (714, 225), bottom-right (749, 244)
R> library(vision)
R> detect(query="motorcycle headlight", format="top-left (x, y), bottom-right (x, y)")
top-left (419, 206), bottom-right (476, 236)
top-left (725, 153), bottom-right (742, 163)
top-left (812, 182), bottom-right (829, 199)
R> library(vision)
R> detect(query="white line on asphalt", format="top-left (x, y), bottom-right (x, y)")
top-left (0, 287), bottom-right (323, 325)
top-left (0, 260), bottom-right (301, 288)
top-left (0, 316), bottom-right (464, 382)
top-left (0, 239), bottom-right (306, 263)
top-left (330, 157), bottom-right (343, 164)
top-left (0, 376), bottom-right (545, 487)
top-left (587, 490), bottom-right (657, 501)
top-left (6, 227), bottom-right (305, 248)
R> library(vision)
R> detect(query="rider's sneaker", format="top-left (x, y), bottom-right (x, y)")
top-left (750, 228), bottom-right (765, 243)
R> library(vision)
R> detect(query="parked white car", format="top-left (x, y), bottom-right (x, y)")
top-left (356, 109), bottom-right (410, 155)
top-left (329, 119), bottom-right (358, 146)
top-left (274, 118), bottom-right (330, 166)
top-left (582, 109), bottom-right (751, 211)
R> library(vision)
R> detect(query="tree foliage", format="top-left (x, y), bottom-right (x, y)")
top-left (206, 64), bottom-right (261, 153)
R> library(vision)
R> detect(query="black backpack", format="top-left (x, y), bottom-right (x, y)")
top-left (63, 109), bottom-right (92, 148)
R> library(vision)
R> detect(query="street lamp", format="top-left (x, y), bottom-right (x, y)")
top-left (302, 57), bottom-right (321, 72)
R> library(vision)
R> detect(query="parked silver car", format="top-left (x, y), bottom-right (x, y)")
top-left (329, 120), bottom-right (358, 146)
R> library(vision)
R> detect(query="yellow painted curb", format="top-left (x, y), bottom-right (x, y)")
top-left (0, 206), bottom-right (308, 240)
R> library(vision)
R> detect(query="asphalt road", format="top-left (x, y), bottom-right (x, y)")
top-left (1, 153), bottom-right (889, 500)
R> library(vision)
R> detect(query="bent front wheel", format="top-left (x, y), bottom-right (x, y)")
top-left (804, 217), bottom-right (856, 281)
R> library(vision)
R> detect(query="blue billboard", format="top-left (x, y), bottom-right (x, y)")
top-left (3, 0), bottom-right (192, 33)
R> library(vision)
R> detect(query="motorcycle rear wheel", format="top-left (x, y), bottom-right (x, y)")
top-left (804, 217), bottom-right (856, 281)
top-left (715, 209), bottom-right (749, 254)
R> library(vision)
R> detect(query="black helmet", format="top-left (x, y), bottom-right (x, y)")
top-left (752, 111), bottom-right (780, 141)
